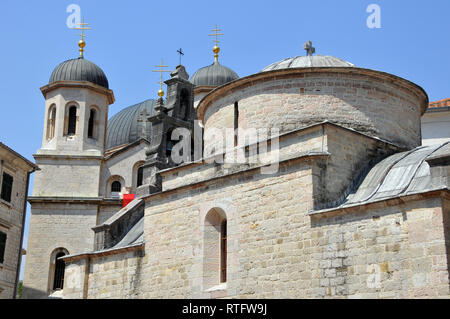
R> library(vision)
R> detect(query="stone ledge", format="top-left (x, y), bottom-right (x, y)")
top-left (143, 152), bottom-right (329, 202)
top-left (158, 121), bottom-right (402, 178)
top-left (309, 188), bottom-right (450, 220)
top-left (61, 242), bottom-right (145, 263)
top-left (27, 197), bottom-right (122, 205)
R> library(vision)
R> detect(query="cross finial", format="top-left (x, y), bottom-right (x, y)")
top-left (208, 24), bottom-right (224, 63)
top-left (303, 40), bottom-right (315, 56)
top-left (74, 18), bottom-right (92, 58)
top-left (152, 59), bottom-right (172, 98)
top-left (177, 48), bottom-right (184, 66)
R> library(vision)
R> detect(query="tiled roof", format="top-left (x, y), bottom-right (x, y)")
top-left (429, 98), bottom-right (450, 109)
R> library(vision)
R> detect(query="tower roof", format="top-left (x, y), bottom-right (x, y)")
top-left (190, 61), bottom-right (239, 87)
top-left (49, 58), bottom-right (109, 89)
top-left (262, 55), bottom-right (355, 72)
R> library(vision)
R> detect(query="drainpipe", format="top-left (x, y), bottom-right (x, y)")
top-left (13, 171), bottom-right (31, 299)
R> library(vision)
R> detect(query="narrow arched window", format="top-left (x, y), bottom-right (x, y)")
top-left (111, 181), bottom-right (121, 193)
top-left (67, 106), bottom-right (77, 135)
top-left (203, 208), bottom-right (227, 289)
top-left (53, 252), bottom-right (66, 290)
top-left (47, 105), bottom-right (56, 140)
top-left (220, 219), bottom-right (227, 283)
top-left (88, 109), bottom-right (96, 139)
top-left (137, 166), bottom-right (144, 187)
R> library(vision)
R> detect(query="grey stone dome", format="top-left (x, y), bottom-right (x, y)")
top-left (190, 61), bottom-right (239, 87)
top-left (106, 99), bottom-right (157, 149)
top-left (49, 57), bottom-right (109, 89)
top-left (262, 55), bottom-right (355, 72)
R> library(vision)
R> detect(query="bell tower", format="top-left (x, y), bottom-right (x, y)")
top-left (137, 63), bottom-right (195, 196)
top-left (23, 23), bottom-right (115, 299)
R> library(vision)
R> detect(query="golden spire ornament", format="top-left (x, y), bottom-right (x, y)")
top-left (74, 18), bottom-right (92, 58)
top-left (152, 59), bottom-right (171, 98)
top-left (208, 24), bottom-right (224, 63)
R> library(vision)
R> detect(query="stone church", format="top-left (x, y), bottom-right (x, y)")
top-left (22, 34), bottom-right (450, 299)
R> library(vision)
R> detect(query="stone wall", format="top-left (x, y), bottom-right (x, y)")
top-left (201, 69), bottom-right (427, 151)
top-left (61, 149), bottom-right (450, 299)
top-left (310, 196), bottom-right (450, 298)
top-left (63, 248), bottom-right (144, 299)
top-left (32, 157), bottom-right (101, 198)
top-left (100, 143), bottom-right (147, 197)
top-left (22, 203), bottom-right (97, 299)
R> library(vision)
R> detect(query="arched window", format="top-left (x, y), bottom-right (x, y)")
top-left (47, 105), bottom-right (56, 140)
top-left (203, 208), bottom-right (227, 289)
top-left (67, 106), bottom-right (77, 135)
top-left (137, 166), bottom-right (144, 187)
top-left (53, 252), bottom-right (66, 290)
top-left (88, 109), bottom-right (96, 139)
top-left (111, 181), bottom-right (121, 193)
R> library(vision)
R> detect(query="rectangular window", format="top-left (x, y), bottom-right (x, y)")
top-left (1, 172), bottom-right (13, 203)
top-left (0, 232), bottom-right (6, 264)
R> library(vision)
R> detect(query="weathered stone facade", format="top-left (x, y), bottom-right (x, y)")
top-left (0, 143), bottom-right (36, 299)
top-left (61, 121), bottom-right (450, 299)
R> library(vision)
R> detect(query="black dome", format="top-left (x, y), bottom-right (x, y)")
top-left (190, 61), bottom-right (238, 87)
top-left (106, 99), bottom-right (157, 149)
top-left (49, 58), bottom-right (109, 89)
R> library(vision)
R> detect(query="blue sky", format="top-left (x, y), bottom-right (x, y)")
top-left (1, 0), bottom-right (449, 279)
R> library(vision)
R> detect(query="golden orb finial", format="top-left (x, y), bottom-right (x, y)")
top-left (158, 89), bottom-right (165, 97)
top-left (213, 45), bottom-right (220, 62)
top-left (209, 25), bottom-right (224, 63)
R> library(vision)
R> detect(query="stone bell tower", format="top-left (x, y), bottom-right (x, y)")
top-left (23, 34), bottom-right (115, 299)
top-left (137, 64), bottom-right (196, 196)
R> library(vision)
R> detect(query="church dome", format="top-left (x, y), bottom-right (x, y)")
top-left (106, 99), bottom-right (157, 149)
top-left (262, 55), bottom-right (355, 72)
top-left (190, 61), bottom-right (239, 87)
top-left (49, 57), bottom-right (109, 89)
top-left (262, 41), bottom-right (354, 72)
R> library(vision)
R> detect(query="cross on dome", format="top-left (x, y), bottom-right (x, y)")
top-left (304, 40), bottom-right (315, 56)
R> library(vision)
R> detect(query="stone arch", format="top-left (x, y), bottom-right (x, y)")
top-left (132, 161), bottom-right (146, 190)
top-left (106, 175), bottom-right (125, 198)
top-left (46, 104), bottom-right (57, 140)
top-left (87, 105), bottom-right (101, 140)
top-left (64, 101), bottom-right (80, 136)
top-left (203, 207), bottom-right (227, 290)
top-left (199, 200), bottom-right (237, 294)
top-left (48, 247), bottom-right (69, 293)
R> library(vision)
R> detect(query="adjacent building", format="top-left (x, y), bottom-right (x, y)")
top-left (0, 142), bottom-right (37, 299)
top-left (422, 98), bottom-right (450, 146)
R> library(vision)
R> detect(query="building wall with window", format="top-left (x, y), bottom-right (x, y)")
top-left (422, 99), bottom-right (450, 146)
top-left (0, 143), bottom-right (36, 299)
